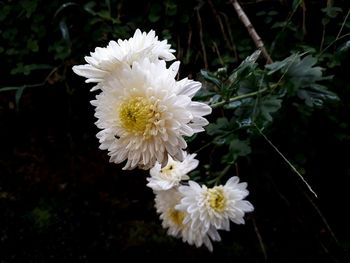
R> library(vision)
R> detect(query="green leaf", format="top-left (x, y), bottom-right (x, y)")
top-left (321, 6), bottom-right (342, 18)
top-left (292, 0), bottom-right (301, 10)
top-left (20, 0), bottom-right (38, 18)
top-left (286, 55), bottom-right (329, 92)
top-left (226, 50), bottom-right (261, 89)
top-left (0, 5), bottom-right (11, 21)
top-left (213, 133), bottom-right (236, 146)
top-left (148, 4), bottom-right (161, 23)
top-left (165, 1), bottom-right (177, 16)
top-left (256, 96), bottom-right (283, 122)
top-left (200, 70), bottom-right (221, 88)
top-left (206, 117), bottom-right (231, 136)
top-left (27, 39), bottom-right (39, 52)
top-left (223, 139), bottom-right (251, 164)
top-left (10, 63), bottom-right (52, 75)
top-left (265, 53), bottom-right (301, 75)
top-left (266, 53), bottom-right (334, 107)
top-left (297, 83), bottom-right (339, 107)
top-left (84, 2), bottom-right (97, 15)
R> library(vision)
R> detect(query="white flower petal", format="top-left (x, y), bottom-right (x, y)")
top-left (146, 152), bottom-right (198, 191)
top-left (72, 28), bottom-right (176, 86)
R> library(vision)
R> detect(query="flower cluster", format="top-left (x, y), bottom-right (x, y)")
top-left (73, 29), bottom-right (253, 251)
top-left (73, 29), bottom-right (211, 170)
top-left (147, 154), bottom-right (254, 251)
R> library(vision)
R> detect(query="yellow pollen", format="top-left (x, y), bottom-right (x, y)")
top-left (119, 97), bottom-right (156, 135)
top-left (168, 208), bottom-right (185, 226)
top-left (207, 187), bottom-right (226, 212)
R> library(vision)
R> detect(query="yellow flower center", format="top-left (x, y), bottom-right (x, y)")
top-left (161, 163), bottom-right (176, 176)
top-left (119, 96), bottom-right (159, 136)
top-left (168, 208), bottom-right (185, 226)
top-left (207, 187), bottom-right (226, 212)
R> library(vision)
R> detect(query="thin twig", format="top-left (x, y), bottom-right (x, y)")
top-left (270, 0), bottom-right (302, 55)
top-left (267, 173), bottom-right (339, 261)
top-left (301, 1), bottom-right (307, 37)
top-left (208, 0), bottom-right (233, 52)
top-left (254, 124), bottom-right (318, 198)
top-left (320, 25), bottom-right (326, 52)
top-left (252, 217), bottom-right (268, 262)
top-left (319, 33), bottom-right (350, 56)
top-left (184, 25), bottom-right (193, 65)
top-left (320, 5), bottom-right (350, 52)
top-left (320, 0), bottom-right (332, 51)
top-left (196, 7), bottom-right (208, 69)
top-left (0, 67), bottom-right (58, 92)
top-left (212, 41), bottom-right (224, 66)
top-left (302, 191), bottom-right (338, 244)
top-left (222, 12), bottom-right (239, 61)
top-left (336, 8), bottom-right (350, 39)
top-left (231, 0), bottom-right (273, 64)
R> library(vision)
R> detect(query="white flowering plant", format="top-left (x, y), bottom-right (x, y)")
top-left (73, 28), bottom-right (337, 252)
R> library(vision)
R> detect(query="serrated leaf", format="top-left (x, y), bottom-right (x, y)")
top-left (265, 53), bottom-right (301, 75)
top-left (286, 55), bottom-right (329, 92)
top-left (297, 83), bottom-right (339, 107)
top-left (257, 96), bottom-right (283, 122)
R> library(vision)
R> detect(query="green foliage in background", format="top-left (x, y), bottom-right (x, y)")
top-left (0, 0), bottom-right (350, 261)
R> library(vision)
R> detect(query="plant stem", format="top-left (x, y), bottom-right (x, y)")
top-left (210, 87), bottom-right (268, 108)
top-left (231, 0), bottom-right (272, 64)
top-left (196, 6), bottom-right (208, 69)
top-left (254, 123), bottom-right (318, 198)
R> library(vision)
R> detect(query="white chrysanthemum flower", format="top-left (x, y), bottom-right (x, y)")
top-left (176, 177), bottom-right (254, 234)
top-left (91, 58), bottom-right (211, 170)
top-left (72, 29), bottom-right (175, 87)
top-left (147, 152), bottom-right (199, 191)
top-left (154, 188), bottom-right (221, 252)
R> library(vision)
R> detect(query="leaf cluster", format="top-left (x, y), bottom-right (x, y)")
top-left (200, 51), bottom-right (338, 169)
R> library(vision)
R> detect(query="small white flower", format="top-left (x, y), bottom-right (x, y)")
top-left (92, 58), bottom-right (211, 170)
top-left (147, 152), bottom-right (199, 191)
top-left (72, 29), bottom-right (175, 87)
top-left (176, 177), bottom-right (254, 234)
top-left (154, 188), bottom-right (221, 252)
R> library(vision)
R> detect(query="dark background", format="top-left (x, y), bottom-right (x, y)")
top-left (1, 0), bottom-right (350, 262)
